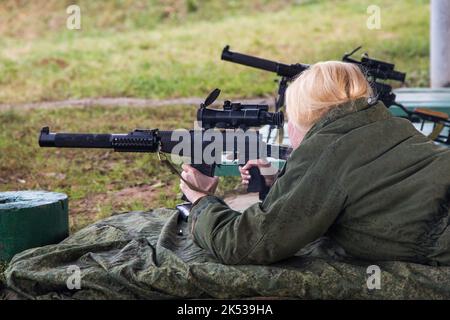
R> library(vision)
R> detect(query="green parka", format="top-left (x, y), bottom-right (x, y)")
top-left (189, 98), bottom-right (450, 266)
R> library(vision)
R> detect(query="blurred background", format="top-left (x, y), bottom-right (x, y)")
top-left (0, 0), bottom-right (429, 231)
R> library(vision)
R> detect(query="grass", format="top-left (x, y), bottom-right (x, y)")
top-left (0, 105), bottom-right (241, 232)
top-left (0, 0), bottom-right (430, 104)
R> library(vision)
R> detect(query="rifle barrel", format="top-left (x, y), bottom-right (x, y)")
top-left (39, 128), bottom-right (113, 148)
top-left (39, 127), bottom-right (160, 152)
top-left (221, 45), bottom-right (308, 78)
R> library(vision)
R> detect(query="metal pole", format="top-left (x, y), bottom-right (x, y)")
top-left (431, 0), bottom-right (450, 88)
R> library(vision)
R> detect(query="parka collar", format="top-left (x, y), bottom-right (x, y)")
top-left (303, 97), bottom-right (377, 140)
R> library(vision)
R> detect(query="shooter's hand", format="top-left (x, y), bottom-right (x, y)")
top-left (239, 159), bottom-right (277, 188)
top-left (180, 164), bottom-right (219, 203)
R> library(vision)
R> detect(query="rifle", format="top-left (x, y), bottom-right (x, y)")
top-left (342, 48), bottom-right (445, 137)
top-left (39, 90), bottom-right (290, 219)
top-left (222, 45), bottom-right (406, 110)
top-left (39, 127), bottom-right (290, 218)
top-left (342, 46), bottom-right (405, 108)
top-left (221, 45), bottom-right (308, 112)
top-left (343, 49), bottom-right (449, 144)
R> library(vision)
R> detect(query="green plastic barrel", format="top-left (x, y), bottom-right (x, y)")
top-left (0, 191), bottom-right (69, 262)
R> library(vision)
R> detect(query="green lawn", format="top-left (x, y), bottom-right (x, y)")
top-left (0, 105), bottom-right (241, 232)
top-left (0, 0), bottom-right (429, 104)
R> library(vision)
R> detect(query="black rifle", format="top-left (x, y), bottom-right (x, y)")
top-left (39, 90), bottom-right (290, 219)
top-left (39, 127), bottom-right (291, 218)
top-left (222, 45), bottom-right (308, 112)
top-left (342, 46), bottom-right (405, 108)
top-left (221, 45), bottom-right (406, 109)
top-left (38, 127), bottom-right (290, 173)
top-left (341, 48), bottom-right (449, 144)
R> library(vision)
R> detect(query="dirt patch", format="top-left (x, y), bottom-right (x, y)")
top-left (69, 184), bottom-right (165, 232)
top-left (112, 184), bottom-right (161, 206)
top-left (36, 58), bottom-right (68, 69)
top-left (68, 182), bottom-right (257, 231)
top-left (70, 193), bottom-right (107, 232)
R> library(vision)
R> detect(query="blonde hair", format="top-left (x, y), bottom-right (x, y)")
top-left (285, 61), bottom-right (373, 128)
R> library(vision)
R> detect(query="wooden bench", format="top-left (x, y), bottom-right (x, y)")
top-left (391, 88), bottom-right (450, 115)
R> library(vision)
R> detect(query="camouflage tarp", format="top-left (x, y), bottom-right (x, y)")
top-left (2, 208), bottom-right (450, 300)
